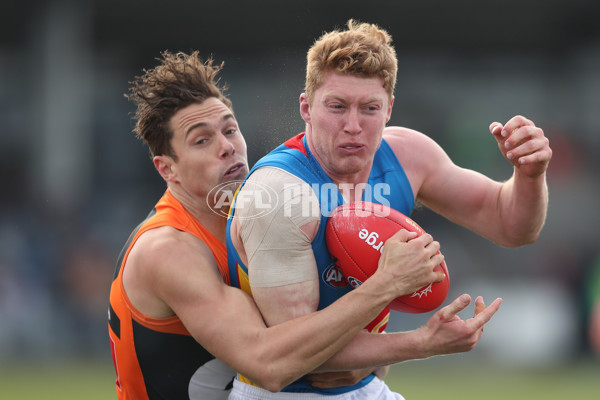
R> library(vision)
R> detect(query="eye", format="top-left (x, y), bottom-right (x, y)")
top-left (225, 128), bottom-right (237, 135)
top-left (364, 104), bottom-right (381, 112)
top-left (195, 138), bottom-right (208, 145)
top-left (327, 103), bottom-right (345, 111)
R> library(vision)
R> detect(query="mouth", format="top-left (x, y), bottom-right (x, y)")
top-left (224, 162), bottom-right (246, 177)
top-left (338, 143), bottom-right (364, 152)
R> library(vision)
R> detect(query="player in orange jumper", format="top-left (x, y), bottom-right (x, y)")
top-left (108, 51), bottom-right (500, 400)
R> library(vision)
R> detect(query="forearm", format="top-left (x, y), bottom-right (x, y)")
top-left (244, 274), bottom-right (397, 390)
top-left (499, 170), bottom-right (548, 246)
top-left (316, 294), bottom-right (504, 373)
top-left (312, 329), bottom-right (428, 373)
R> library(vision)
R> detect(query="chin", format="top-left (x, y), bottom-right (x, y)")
top-left (338, 160), bottom-right (366, 175)
top-left (217, 180), bottom-right (241, 195)
top-left (232, 170), bottom-right (248, 182)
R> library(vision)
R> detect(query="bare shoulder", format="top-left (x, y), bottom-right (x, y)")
top-left (124, 226), bottom-right (222, 318)
top-left (246, 166), bottom-right (307, 185)
top-left (383, 126), bottom-right (444, 158)
top-left (382, 126), bottom-right (422, 141)
top-left (131, 226), bottom-right (215, 271)
top-left (383, 126), bottom-right (451, 183)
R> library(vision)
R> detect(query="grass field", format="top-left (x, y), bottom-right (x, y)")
top-left (386, 358), bottom-right (600, 400)
top-left (1, 357), bottom-right (599, 399)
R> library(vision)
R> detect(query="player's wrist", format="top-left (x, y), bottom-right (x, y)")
top-left (362, 270), bottom-right (405, 303)
top-left (409, 326), bottom-right (435, 359)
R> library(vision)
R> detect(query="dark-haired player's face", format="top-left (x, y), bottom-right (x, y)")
top-left (167, 98), bottom-right (249, 201)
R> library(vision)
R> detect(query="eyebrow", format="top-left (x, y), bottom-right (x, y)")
top-left (184, 113), bottom-right (235, 138)
top-left (322, 93), bottom-right (385, 105)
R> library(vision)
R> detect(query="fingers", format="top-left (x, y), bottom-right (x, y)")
top-left (411, 233), bottom-right (439, 254)
top-left (474, 296), bottom-right (485, 316)
top-left (469, 297), bottom-right (502, 330)
top-left (438, 294), bottom-right (471, 321)
top-left (414, 233), bottom-right (444, 282)
top-left (504, 126), bottom-right (545, 159)
top-left (489, 122), bottom-right (503, 136)
top-left (378, 230), bottom-right (445, 296)
top-left (387, 229), bottom-right (431, 244)
top-left (388, 231), bottom-right (442, 265)
top-left (490, 116), bottom-right (551, 172)
top-left (387, 229), bottom-right (418, 243)
top-left (501, 115), bottom-right (534, 136)
top-left (438, 295), bottom-right (501, 326)
top-left (435, 268), bottom-right (446, 283)
top-left (416, 234), bottom-right (445, 282)
top-left (491, 116), bottom-right (538, 149)
top-left (474, 295), bottom-right (486, 331)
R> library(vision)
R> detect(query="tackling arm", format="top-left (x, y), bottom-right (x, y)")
top-left (313, 295), bottom-right (502, 372)
top-left (131, 224), bottom-right (401, 392)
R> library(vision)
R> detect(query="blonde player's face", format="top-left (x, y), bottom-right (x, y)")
top-left (301, 72), bottom-right (393, 183)
top-left (166, 97), bottom-right (249, 201)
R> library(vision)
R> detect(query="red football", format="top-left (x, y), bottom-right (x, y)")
top-left (326, 201), bottom-right (449, 313)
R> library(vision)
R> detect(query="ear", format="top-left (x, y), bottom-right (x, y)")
top-left (386, 96), bottom-right (394, 123)
top-left (299, 93), bottom-right (312, 124)
top-left (154, 155), bottom-right (178, 183)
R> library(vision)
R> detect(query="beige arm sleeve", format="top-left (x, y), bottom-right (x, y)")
top-left (237, 167), bottom-right (321, 288)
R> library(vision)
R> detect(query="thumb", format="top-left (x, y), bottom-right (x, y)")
top-left (489, 122), bottom-right (503, 136)
top-left (438, 294), bottom-right (471, 320)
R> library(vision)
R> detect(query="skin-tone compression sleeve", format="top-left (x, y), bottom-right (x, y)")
top-left (237, 167), bottom-right (321, 287)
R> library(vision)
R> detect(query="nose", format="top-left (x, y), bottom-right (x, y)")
top-left (344, 107), bottom-right (361, 134)
top-left (218, 134), bottom-right (235, 159)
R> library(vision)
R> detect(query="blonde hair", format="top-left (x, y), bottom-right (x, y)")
top-left (305, 19), bottom-right (398, 103)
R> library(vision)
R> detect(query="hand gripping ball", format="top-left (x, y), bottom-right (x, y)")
top-left (326, 201), bottom-right (449, 313)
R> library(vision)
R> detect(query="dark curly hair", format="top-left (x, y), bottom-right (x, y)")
top-left (126, 51), bottom-right (232, 159)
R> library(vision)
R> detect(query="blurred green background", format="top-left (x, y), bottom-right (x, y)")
top-left (1, 358), bottom-right (599, 399)
top-left (1, 0), bottom-right (599, 398)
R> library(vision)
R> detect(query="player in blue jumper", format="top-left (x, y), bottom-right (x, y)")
top-left (228, 19), bottom-right (551, 399)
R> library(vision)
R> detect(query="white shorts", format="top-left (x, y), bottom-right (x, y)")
top-left (228, 376), bottom-right (406, 400)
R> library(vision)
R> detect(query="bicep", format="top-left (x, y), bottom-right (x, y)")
top-left (420, 164), bottom-right (502, 232)
top-left (150, 234), bottom-right (268, 355)
top-left (386, 127), bottom-right (502, 233)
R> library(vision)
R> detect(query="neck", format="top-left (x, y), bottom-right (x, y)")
top-left (167, 185), bottom-right (229, 244)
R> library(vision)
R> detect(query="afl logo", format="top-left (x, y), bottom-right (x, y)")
top-left (207, 180), bottom-right (279, 219)
top-left (347, 277), bottom-right (363, 289)
top-left (322, 263), bottom-right (348, 288)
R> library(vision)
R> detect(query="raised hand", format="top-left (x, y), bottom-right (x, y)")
top-left (490, 115), bottom-right (552, 178)
top-left (419, 294), bottom-right (502, 356)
